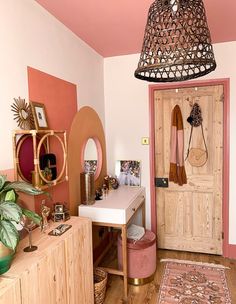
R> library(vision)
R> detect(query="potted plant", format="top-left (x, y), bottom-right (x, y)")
top-left (42, 167), bottom-right (53, 181)
top-left (0, 174), bottom-right (44, 274)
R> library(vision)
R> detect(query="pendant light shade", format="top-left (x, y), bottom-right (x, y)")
top-left (135, 0), bottom-right (216, 82)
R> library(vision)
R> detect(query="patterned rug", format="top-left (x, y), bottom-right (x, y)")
top-left (158, 259), bottom-right (232, 304)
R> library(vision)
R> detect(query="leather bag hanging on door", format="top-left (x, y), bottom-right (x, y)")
top-left (186, 103), bottom-right (208, 167)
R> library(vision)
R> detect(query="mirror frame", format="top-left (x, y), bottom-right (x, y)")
top-left (68, 106), bottom-right (107, 215)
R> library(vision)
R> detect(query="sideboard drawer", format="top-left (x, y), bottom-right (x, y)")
top-left (126, 192), bottom-right (145, 223)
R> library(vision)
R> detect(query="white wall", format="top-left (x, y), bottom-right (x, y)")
top-left (104, 41), bottom-right (236, 243)
top-left (0, 0), bottom-right (104, 170)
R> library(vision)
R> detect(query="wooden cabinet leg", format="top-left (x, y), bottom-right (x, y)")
top-left (121, 225), bottom-right (128, 300)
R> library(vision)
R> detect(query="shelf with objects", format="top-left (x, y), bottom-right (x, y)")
top-left (12, 129), bottom-right (68, 190)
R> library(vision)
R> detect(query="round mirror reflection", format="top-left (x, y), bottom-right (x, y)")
top-left (83, 138), bottom-right (98, 175)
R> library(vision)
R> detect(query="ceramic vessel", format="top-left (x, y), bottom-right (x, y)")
top-left (0, 242), bottom-right (14, 275)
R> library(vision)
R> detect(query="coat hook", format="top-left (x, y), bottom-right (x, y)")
top-left (186, 97), bottom-right (193, 107)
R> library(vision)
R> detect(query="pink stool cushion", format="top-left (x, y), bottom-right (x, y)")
top-left (117, 230), bottom-right (156, 279)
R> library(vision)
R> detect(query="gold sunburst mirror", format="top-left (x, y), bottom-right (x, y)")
top-left (11, 97), bottom-right (35, 130)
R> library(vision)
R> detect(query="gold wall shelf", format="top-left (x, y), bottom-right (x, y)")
top-left (12, 129), bottom-right (68, 190)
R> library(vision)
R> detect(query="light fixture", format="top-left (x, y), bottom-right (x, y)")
top-left (134, 0), bottom-right (216, 82)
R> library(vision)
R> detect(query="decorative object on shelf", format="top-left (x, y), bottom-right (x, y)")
top-left (80, 172), bottom-right (95, 205)
top-left (12, 129), bottom-right (68, 189)
top-left (169, 105), bottom-right (187, 186)
top-left (0, 175), bottom-right (43, 272)
top-left (95, 188), bottom-right (103, 200)
top-left (51, 203), bottom-right (70, 222)
top-left (102, 183), bottom-right (108, 198)
top-left (40, 153), bottom-right (57, 181)
top-left (48, 224), bottom-right (72, 236)
top-left (41, 200), bottom-right (50, 232)
top-left (22, 216), bottom-right (38, 252)
top-left (115, 160), bottom-right (141, 187)
top-left (103, 175), bottom-right (119, 190)
top-left (103, 175), bottom-right (111, 190)
top-left (134, 0), bottom-right (216, 82)
top-left (30, 101), bottom-right (49, 130)
top-left (110, 176), bottom-right (119, 190)
top-left (11, 97), bottom-right (35, 130)
top-left (186, 102), bottom-right (208, 167)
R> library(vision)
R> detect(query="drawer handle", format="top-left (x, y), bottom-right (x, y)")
top-left (132, 208), bottom-right (136, 212)
top-left (53, 275), bottom-right (56, 282)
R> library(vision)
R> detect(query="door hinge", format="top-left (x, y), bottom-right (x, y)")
top-left (222, 232), bottom-right (224, 240)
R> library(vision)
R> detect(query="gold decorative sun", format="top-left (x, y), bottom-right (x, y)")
top-left (11, 97), bottom-right (35, 130)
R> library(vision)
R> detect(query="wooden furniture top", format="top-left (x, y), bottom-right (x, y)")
top-left (79, 186), bottom-right (145, 224)
top-left (5, 216), bottom-right (91, 277)
top-left (12, 129), bottom-right (66, 135)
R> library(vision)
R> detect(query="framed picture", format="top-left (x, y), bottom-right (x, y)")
top-left (30, 101), bottom-right (49, 130)
top-left (115, 160), bottom-right (141, 187)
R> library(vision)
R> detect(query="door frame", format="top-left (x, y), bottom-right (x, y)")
top-left (149, 78), bottom-right (230, 257)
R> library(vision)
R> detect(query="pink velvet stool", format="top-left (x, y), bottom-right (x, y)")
top-left (117, 230), bottom-right (156, 285)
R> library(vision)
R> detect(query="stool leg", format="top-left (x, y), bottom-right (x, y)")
top-left (121, 225), bottom-right (128, 301)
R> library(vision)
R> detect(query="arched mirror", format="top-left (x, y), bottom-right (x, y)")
top-left (68, 106), bottom-right (107, 215)
top-left (82, 137), bottom-right (102, 179)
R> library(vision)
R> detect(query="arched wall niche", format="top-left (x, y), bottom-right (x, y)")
top-left (68, 106), bottom-right (107, 216)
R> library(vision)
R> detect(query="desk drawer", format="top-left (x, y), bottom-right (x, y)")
top-left (126, 193), bottom-right (145, 223)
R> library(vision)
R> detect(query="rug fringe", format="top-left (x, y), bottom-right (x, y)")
top-left (160, 258), bottom-right (230, 269)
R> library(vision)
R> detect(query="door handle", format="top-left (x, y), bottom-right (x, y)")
top-left (155, 177), bottom-right (169, 188)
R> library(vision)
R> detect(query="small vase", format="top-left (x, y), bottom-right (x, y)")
top-left (0, 242), bottom-right (14, 275)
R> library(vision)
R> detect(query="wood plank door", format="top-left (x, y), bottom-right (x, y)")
top-left (154, 85), bottom-right (224, 255)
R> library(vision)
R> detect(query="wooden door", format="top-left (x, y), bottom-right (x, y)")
top-left (154, 85), bottom-right (223, 255)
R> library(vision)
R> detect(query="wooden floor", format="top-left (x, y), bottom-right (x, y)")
top-left (103, 249), bottom-right (236, 304)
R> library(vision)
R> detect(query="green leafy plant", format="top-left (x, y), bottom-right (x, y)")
top-left (0, 175), bottom-right (44, 251)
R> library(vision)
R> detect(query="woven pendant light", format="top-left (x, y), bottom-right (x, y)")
top-left (135, 0), bottom-right (216, 82)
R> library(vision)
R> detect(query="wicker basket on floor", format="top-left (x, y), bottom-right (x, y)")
top-left (94, 268), bottom-right (108, 304)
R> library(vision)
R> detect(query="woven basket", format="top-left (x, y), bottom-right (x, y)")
top-left (94, 268), bottom-right (108, 304)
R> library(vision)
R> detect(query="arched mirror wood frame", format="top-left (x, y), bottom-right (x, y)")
top-left (68, 106), bottom-right (107, 215)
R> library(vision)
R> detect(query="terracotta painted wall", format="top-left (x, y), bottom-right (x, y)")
top-left (27, 67), bottom-right (77, 212)
top-left (104, 41), bottom-right (236, 247)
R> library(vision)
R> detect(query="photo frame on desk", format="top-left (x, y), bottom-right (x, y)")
top-left (115, 160), bottom-right (141, 187)
top-left (30, 101), bottom-right (49, 130)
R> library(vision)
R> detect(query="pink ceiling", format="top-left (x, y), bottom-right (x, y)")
top-left (36, 0), bottom-right (236, 58)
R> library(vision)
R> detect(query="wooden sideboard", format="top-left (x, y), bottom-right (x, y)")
top-left (0, 217), bottom-right (94, 304)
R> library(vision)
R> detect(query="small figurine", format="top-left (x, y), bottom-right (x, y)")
top-left (95, 188), bottom-right (103, 200)
top-left (102, 184), bottom-right (108, 197)
top-left (41, 200), bottom-right (50, 232)
top-left (104, 175), bottom-right (111, 190)
top-left (110, 177), bottom-right (119, 189)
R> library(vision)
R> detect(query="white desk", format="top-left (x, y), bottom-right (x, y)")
top-left (79, 186), bottom-right (145, 301)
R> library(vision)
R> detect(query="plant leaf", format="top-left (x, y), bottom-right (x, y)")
top-left (2, 181), bottom-right (45, 196)
top-left (5, 190), bottom-right (16, 202)
top-left (0, 201), bottom-right (22, 222)
top-left (22, 208), bottom-right (42, 226)
top-left (0, 175), bottom-right (6, 192)
top-left (0, 220), bottom-right (19, 251)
